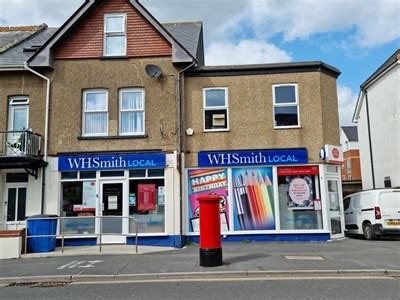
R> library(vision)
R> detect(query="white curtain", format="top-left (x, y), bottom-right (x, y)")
top-left (121, 91), bottom-right (144, 134)
top-left (85, 92), bottom-right (107, 135)
top-left (105, 36), bottom-right (125, 56)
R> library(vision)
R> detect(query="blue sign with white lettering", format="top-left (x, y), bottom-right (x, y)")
top-left (198, 149), bottom-right (308, 167)
top-left (58, 153), bottom-right (166, 171)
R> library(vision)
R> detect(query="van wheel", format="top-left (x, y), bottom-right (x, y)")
top-left (363, 223), bottom-right (377, 240)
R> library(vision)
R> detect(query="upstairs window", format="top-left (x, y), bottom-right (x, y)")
top-left (203, 88), bottom-right (229, 131)
top-left (273, 84), bottom-right (300, 128)
top-left (8, 96), bottom-right (29, 131)
top-left (119, 88), bottom-right (145, 135)
top-left (83, 90), bottom-right (108, 136)
top-left (104, 14), bottom-right (126, 56)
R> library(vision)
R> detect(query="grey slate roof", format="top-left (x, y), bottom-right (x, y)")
top-left (342, 126), bottom-right (358, 142)
top-left (163, 22), bottom-right (204, 65)
top-left (0, 26), bottom-right (57, 67)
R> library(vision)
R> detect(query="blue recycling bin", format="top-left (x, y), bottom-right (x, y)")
top-left (26, 215), bottom-right (58, 253)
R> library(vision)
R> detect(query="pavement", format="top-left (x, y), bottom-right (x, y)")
top-left (0, 236), bottom-right (399, 284)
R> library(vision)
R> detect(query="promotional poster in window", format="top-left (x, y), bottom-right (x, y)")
top-left (232, 167), bottom-right (275, 231)
top-left (286, 175), bottom-right (314, 209)
top-left (187, 168), bottom-right (229, 233)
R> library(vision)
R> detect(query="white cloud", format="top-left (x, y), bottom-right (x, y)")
top-left (144, 0), bottom-right (400, 49)
top-left (0, 0), bottom-right (82, 26)
top-left (205, 39), bottom-right (292, 65)
top-left (337, 85), bottom-right (358, 126)
top-left (245, 0), bottom-right (400, 48)
top-left (1, 1), bottom-right (399, 49)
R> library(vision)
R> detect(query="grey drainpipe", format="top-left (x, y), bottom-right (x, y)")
top-left (364, 90), bottom-right (375, 189)
top-left (23, 62), bottom-right (51, 214)
top-left (177, 60), bottom-right (197, 246)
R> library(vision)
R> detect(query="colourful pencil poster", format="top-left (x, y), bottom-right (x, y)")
top-left (187, 168), bottom-right (229, 233)
top-left (232, 167), bottom-right (275, 230)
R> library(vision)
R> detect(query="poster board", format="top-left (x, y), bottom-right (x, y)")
top-left (137, 184), bottom-right (156, 212)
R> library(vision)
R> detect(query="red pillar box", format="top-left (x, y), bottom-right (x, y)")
top-left (197, 195), bottom-right (223, 267)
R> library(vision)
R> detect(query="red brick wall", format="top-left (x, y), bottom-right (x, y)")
top-left (341, 149), bottom-right (361, 181)
top-left (54, 0), bottom-right (171, 59)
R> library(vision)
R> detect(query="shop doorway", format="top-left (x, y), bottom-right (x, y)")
top-left (327, 178), bottom-right (345, 238)
top-left (99, 181), bottom-right (126, 244)
top-left (3, 185), bottom-right (27, 230)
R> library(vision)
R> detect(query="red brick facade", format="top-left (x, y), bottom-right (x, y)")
top-left (341, 149), bottom-right (361, 181)
top-left (54, 0), bottom-right (171, 59)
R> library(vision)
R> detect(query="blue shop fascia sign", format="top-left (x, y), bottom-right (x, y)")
top-left (58, 152), bottom-right (166, 171)
top-left (198, 148), bottom-right (308, 167)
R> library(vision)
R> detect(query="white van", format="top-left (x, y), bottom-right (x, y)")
top-left (343, 189), bottom-right (400, 240)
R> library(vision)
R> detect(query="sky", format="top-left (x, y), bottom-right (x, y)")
top-left (1, 0), bottom-right (399, 126)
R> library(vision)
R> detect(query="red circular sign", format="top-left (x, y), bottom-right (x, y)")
top-left (332, 148), bottom-right (339, 159)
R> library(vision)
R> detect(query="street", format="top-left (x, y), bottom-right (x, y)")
top-left (1, 276), bottom-right (399, 300)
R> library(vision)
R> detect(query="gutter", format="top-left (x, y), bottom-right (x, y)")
top-left (23, 62), bottom-right (50, 161)
top-left (0, 65), bottom-right (25, 71)
top-left (23, 62), bottom-right (51, 214)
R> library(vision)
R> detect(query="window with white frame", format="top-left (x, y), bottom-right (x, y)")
top-left (273, 84), bottom-right (300, 128)
top-left (203, 88), bottom-right (228, 131)
top-left (104, 13), bottom-right (126, 56)
top-left (119, 88), bottom-right (145, 135)
top-left (8, 96), bottom-right (29, 131)
top-left (82, 90), bottom-right (108, 136)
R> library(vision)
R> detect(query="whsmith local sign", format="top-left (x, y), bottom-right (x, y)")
top-left (58, 153), bottom-right (166, 171)
top-left (198, 149), bottom-right (308, 167)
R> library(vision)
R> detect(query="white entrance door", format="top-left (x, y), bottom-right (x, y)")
top-left (327, 178), bottom-right (345, 238)
top-left (4, 185), bottom-right (27, 230)
top-left (98, 181), bottom-right (126, 244)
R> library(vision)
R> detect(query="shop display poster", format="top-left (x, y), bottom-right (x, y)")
top-left (232, 167), bottom-right (275, 230)
top-left (286, 176), bottom-right (314, 210)
top-left (187, 168), bottom-right (229, 232)
top-left (82, 181), bottom-right (96, 211)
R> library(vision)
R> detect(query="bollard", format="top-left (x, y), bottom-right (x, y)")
top-left (197, 194), bottom-right (223, 267)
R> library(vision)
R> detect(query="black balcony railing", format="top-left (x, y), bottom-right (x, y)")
top-left (0, 130), bottom-right (42, 159)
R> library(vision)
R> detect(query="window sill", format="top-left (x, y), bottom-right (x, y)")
top-left (100, 55), bottom-right (128, 60)
top-left (274, 126), bottom-right (301, 130)
top-left (203, 129), bottom-right (230, 133)
top-left (78, 135), bottom-right (148, 140)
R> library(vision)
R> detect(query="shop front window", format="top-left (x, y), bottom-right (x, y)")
top-left (277, 166), bottom-right (323, 230)
top-left (128, 170), bottom-right (165, 234)
top-left (61, 173), bottom-right (96, 235)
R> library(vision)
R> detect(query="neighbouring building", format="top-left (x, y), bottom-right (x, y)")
top-left (340, 126), bottom-right (362, 196)
top-left (1, 0), bottom-right (345, 248)
top-left (353, 49), bottom-right (400, 190)
top-left (0, 24), bottom-right (57, 230)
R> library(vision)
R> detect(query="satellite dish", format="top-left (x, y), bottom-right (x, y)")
top-left (145, 64), bottom-right (162, 78)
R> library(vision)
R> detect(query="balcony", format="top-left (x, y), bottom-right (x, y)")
top-left (0, 130), bottom-right (46, 176)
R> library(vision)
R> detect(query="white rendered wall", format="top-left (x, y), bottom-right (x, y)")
top-left (359, 65), bottom-right (400, 189)
top-left (44, 157), bottom-right (61, 215)
top-left (340, 129), bottom-right (359, 151)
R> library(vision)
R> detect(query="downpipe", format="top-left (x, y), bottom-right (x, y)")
top-left (23, 62), bottom-right (51, 214)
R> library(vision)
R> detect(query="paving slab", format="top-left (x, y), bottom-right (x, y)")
top-left (0, 237), bottom-right (399, 283)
